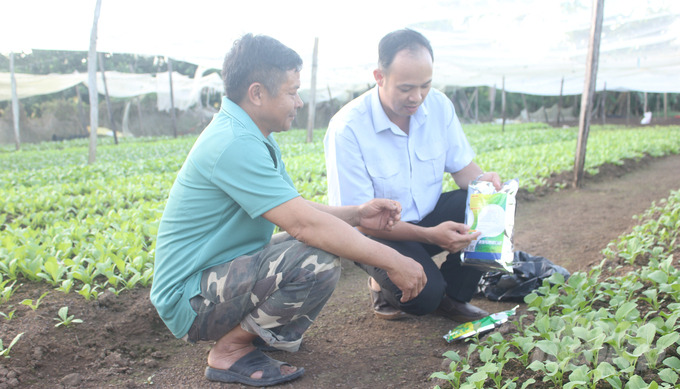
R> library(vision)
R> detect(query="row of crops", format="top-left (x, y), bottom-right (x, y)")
top-left (0, 124), bottom-right (679, 304)
top-left (432, 188), bottom-right (680, 389)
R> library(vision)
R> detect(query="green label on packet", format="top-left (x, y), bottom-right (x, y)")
top-left (469, 193), bottom-right (507, 253)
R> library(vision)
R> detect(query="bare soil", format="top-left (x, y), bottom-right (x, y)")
top-left (1, 153), bottom-right (680, 389)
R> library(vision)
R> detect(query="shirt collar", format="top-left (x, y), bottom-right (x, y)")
top-left (220, 96), bottom-right (277, 145)
top-left (370, 86), bottom-right (428, 135)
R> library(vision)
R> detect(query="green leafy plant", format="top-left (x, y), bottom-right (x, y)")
top-left (20, 291), bottom-right (49, 310)
top-left (429, 350), bottom-right (471, 388)
top-left (0, 333), bottom-right (24, 358)
top-left (54, 306), bottom-right (83, 328)
top-left (0, 278), bottom-right (18, 304)
top-left (0, 309), bottom-right (16, 320)
top-left (77, 284), bottom-right (100, 301)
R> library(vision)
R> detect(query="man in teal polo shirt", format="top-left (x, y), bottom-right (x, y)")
top-left (149, 34), bottom-right (427, 387)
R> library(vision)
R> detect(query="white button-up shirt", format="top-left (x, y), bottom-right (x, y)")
top-left (324, 87), bottom-right (475, 223)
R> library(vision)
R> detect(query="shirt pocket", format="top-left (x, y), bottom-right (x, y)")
top-left (366, 160), bottom-right (400, 200)
top-left (415, 142), bottom-right (447, 186)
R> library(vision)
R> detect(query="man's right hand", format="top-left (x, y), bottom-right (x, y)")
top-left (427, 221), bottom-right (481, 253)
top-left (385, 256), bottom-right (427, 303)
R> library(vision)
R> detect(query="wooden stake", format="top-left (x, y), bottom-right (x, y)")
top-left (98, 52), bottom-right (118, 145)
top-left (167, 57), bottom-right (178, 138)
top-left (501, 76), bottom-right (506, 132)
top-left (306, 37), bottom-right (319, 143)
top-left (541, 96), bottom-right (549, 123)
top-left (627, 92), bottom-right (631, 124)
top-left (664, 93), bottom-right (668, 118)
top-left (643, 91), bottom-right (648, 114)
top-left (9, 52), bottom-right (20, 150)
top-left (601, 82), bottom-right (606, 125)
top-left (574, 0), bottom-right (604, 188)
top-left (521, 93), bottom-right (529, 122)
top-left (87, 0), bottom-right (102, 164)
top-left (557, 77), bottom-right (564, 126)
top-left (475, 86), bottom-right (479, 123)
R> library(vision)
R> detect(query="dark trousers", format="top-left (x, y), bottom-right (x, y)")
top-left (355, 190), bottom-right (485, 316)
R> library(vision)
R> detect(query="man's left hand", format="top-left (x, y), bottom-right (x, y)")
top-left (357, 199), bottom-right (402, 231)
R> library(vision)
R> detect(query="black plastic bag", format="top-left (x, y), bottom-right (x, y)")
top-left (478, 251), bottom-right (570, 302)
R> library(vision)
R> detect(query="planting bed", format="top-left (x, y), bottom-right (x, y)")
top-left (0, 125), bottom-right (679, 388)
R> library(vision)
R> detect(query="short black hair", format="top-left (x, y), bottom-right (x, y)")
top-left (222, 34), bottom-right (303, 104)
top-left (378, 29), bottom-right (434, 71)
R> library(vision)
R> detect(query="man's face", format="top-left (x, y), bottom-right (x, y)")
top-left (260, 70), bottom-right (304, 134)
top-left (374, 46), bottom-right (433, 121)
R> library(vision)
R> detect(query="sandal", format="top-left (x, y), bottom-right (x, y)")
top-left (204, 348), bottom-right (304, 386)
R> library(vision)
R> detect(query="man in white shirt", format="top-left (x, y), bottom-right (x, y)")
top-left (324, 29), bottom-right (501, 322)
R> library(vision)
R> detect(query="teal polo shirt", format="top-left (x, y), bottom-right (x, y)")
top-left (150, 97), bottom-right (300, 338)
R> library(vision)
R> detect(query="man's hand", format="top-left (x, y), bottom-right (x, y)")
top-left (385, 256), bottom-right (427, 303)
top-left (356, 198), bottom-right (402, 231)
top-left (427, 221), bottom-right (481, 253)
top-left (478, 171), bottom-right (502, 191)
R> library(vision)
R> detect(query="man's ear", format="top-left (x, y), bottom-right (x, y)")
top-left (246, 82), bottom-right (264, 106)
top-left (373, 68), bottom-right (386, 87)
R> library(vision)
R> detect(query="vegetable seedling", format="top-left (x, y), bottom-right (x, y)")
top-left (0, 333), bottom-right (24, 358)
top-left (54, 306), bottom-right (83, 328)
top-left (21, 291), bottom-right (49, 311)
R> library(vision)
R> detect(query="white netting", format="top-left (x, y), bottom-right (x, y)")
top-left (1, 0), bottom-right (679, 101)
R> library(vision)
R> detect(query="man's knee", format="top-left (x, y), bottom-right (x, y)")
top-left (398, 276), bottom-right (445, 316)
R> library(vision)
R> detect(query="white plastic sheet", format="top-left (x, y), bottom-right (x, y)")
top-left (1, 0), bottom-right (679, 99)
top-left (0, 71), bottom-right (224, 112)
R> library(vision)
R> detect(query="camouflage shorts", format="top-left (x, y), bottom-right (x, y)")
top-left (184, 233), bottom-right (341, 352)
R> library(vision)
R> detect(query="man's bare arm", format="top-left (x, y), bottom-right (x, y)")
top-left (305, 199), bottom-right (401, 231)
top-left (358, 220), bottom-right (480, 254)
top-left (450, 161), bottom-right (501, 190)
top-left (263, 197), bottom-right (426, 302)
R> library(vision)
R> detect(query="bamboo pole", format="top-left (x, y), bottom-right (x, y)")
top-left (87, 0), bottom-right (102, 164)
top-left (557, 77), bottom-right (564, 126)
top-left (306, 37), bottom-right (319, 143)
top-left (574, 0), bottom-right (604, 188)
top-left (501, 77), bottom-right (506, 132)
top-left (475, 86), bottom-right (479, 123)
top-left (167, 57), bottom-right (178, 138)
top-left (601, 82), bottom-right (606, 125)
top-left (98, 52), bottom-right (119, 145)
top-left (9, 52), bottom-right (20, 150)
